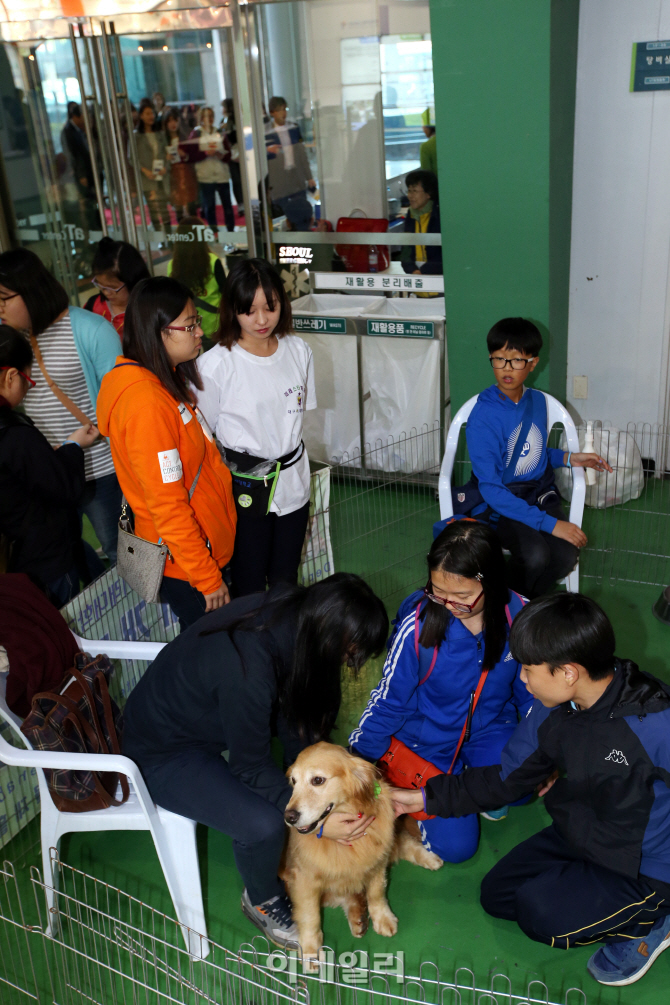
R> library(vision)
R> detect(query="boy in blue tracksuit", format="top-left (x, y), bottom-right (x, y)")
top-left (349, 520), bottom-right (532, 863)
top-left (393, 593), bottom-right (670, 989)
top-left (465, 317), bottom-right (610, 597)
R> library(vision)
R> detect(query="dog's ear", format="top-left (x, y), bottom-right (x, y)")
top-left (349, 756), bottom-right (381, 810)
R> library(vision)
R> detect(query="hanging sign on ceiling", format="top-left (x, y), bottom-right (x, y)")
top-left (631, 41), bottom-right (670, 91)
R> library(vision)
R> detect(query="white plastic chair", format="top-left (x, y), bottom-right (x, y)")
top-left (0, 635), bottom-right (209, 958)
top-left (438, 392), bottom-right (586, 592)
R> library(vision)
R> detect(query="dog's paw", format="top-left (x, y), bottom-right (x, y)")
top-left (370, 907), bottom-right (398, 938)
top-left (419, 849), bottom-right (443, 871)
top-left (302, 955), bottom-right (321, 974)
top-left (348, 914), bottom-right (368, 939)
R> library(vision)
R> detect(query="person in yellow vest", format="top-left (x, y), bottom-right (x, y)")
top-left (401, 169), bottom-right (442, 277)
top-left (167, 216), bottom-right (226, 348)
top-left (420, 107), bottom-right (437, 176)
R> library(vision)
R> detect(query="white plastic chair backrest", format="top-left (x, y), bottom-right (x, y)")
top-left (438, 391), bottom-right (585, 526)
top-left (0, 674), bottom-right (30, 745)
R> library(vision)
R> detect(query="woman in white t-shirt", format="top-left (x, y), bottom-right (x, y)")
top-left (196, 258), bottom-right (315, 596)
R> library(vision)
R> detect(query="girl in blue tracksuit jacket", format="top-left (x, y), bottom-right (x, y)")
top-left (349, 519), bottom-right (532, 863)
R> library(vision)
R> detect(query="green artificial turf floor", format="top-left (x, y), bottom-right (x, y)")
top-left (5, 490), bottom-right (669, 1005)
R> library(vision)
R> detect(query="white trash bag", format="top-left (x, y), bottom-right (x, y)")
top-left (554, 425), bottom-right (644, 509)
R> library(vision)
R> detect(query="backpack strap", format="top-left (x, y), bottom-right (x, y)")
top-left (414, 602), bottom-right (438, 685)
top-left (505, 590), bottom-right (527, 627)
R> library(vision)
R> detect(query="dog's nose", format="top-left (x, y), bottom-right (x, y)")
top-left (284, 808), bottom-right (300, 825)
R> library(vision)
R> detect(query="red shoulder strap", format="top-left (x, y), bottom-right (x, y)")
top-left (446, 668), bottom-right (489, 775)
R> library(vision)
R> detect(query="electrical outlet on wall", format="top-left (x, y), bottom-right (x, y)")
top-left (573, 375), bottom-right (588, 399)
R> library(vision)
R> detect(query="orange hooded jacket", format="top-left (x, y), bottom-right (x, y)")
top-left (97, 357), bottom-right (236, 595)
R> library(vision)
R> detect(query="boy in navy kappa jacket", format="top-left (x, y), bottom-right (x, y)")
top-left (465, 318), bottom-right (611, 597)
top-left (392, 593), bottom-right (670, 988)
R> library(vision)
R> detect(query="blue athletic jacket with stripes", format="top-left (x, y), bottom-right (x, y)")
top-left (424, 660), bottom-right (670, 884)
top-left (349, 589), bottom-right (532, 771)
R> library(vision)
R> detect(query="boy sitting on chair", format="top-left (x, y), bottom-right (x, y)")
top-left (393, 593), bottom-right (670, 988)
top-left (464, 317), bottom-right (610, 597)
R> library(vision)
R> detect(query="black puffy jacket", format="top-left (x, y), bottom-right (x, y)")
top-left (0, 401), bottom-right (85, 582)
top-left (426, 660), bottom-right (670, 884)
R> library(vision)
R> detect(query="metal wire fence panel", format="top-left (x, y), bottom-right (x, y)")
top-left (0, 854), bottom-right (586, 1005)
top-left (328, 425), bottom-right (441, 615)
top-left (0, 862), bottom-right (40, 1004)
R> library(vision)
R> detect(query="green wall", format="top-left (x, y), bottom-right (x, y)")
top-left (429, 0), bottom-right (579, 411)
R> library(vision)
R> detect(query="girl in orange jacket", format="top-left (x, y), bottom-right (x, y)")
top-left (97, 276), bottom-right (236, 629)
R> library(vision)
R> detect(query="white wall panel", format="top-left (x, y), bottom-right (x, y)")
top-left (568, 0), bottom-right (670, 427)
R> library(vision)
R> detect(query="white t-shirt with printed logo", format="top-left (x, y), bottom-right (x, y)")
top-left (196, 336), bottom-right (316, 515)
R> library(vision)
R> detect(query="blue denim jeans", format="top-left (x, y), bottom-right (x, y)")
top-left (78, 472), bottom-right (122, 569)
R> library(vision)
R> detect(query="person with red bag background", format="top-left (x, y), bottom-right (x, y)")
top-left (349, 519), bottom-right (531, 864)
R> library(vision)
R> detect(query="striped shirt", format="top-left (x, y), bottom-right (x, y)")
top-left (23, 314), bottom-right (115, 481)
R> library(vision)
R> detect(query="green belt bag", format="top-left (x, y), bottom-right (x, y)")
top-left (224, 441), bottom-right (305, 518)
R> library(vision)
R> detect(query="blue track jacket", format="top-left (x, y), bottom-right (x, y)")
top-left (466, 385), bottom-right (566, 533)
top-left (349, 590), bottom-right (532, 772)
top-left (425, 661), bottom-right (670, 884)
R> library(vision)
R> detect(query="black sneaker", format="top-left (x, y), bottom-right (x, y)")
top-left (240, 889), bottom-right (299, 948)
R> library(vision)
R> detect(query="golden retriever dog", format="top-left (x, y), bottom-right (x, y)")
top-left (281, 742), bottom-right (442, 966)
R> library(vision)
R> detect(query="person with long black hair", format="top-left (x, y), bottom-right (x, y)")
top-left (349, 519), bottom-right (532, 864)
top-left (122, 573), bottom-right (389, 946)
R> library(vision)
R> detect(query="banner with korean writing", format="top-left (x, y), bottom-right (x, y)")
top-left (366, 319), bottom-right (435, 339)
top-left (313, 272), bottom-right (444, 293)
top-left (293, 316), bottom-right (348, 334)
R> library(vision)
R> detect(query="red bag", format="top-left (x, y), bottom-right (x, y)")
top-left (335, 216), bottom-right (390, 273)
top-left (378, 594), bottom-right (524, 821)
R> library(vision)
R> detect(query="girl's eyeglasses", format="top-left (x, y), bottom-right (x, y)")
top-left (0, 366), bottom-right (36, 388)
top-left (163, 315), bottom-right (203, 334)
top-left (92, 278), bottom-right (126, 294)
top-left (423, 584), bottom-right (484, 613)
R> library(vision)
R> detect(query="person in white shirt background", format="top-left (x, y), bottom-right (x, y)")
top-left (197, 258), bottom-right (315, 596)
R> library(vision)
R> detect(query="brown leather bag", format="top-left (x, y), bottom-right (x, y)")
top-left (21, 652), bottom-right (129, 813)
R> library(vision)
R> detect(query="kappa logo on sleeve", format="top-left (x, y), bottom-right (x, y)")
top-left (605, 749), bottom-right (629, 766)
top-left (158, 449), bottom-right (183, 484)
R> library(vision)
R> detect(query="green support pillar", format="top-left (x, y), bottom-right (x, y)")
top-left (429, 0), bottom-right (579, 411)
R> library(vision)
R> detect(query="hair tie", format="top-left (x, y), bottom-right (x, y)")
top-left (566, 452), bottom-right (572, 469)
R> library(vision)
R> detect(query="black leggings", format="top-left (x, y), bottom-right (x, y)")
top-left (495, 502), bottom-right (578, 598)
top-left (481, 825), bottom-right (670, 949)
top-left (232, 502), bottom-right (310, 597)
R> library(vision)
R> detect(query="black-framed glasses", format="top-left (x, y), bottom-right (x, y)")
top-left (489, 355), bottom-right (535, 371)
top-left (163, 315), bottom-right (203, 335)
top-left (0, 292), bottom-right (19, 305)
top-left (423, 584), bottom-right (484, 613)
top-left (92, 278), bottom-right (125, 294)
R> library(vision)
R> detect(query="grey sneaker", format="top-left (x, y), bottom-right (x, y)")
top-left (241, 889), bottom-right (299, 948)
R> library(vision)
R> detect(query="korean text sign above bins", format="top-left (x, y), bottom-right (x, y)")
top-left (631, 41), bottom-right (670, 91)
top-left (312, 273), bottom-right (444, 293)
